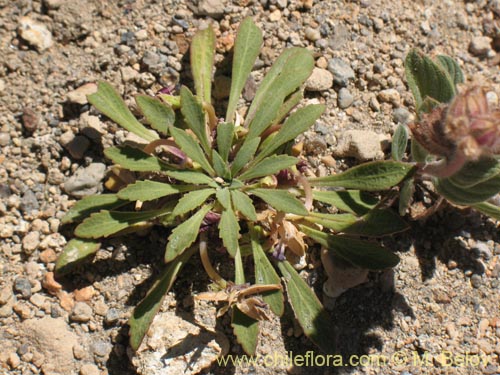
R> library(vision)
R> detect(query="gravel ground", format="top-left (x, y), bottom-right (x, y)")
top-left (1, 0), bottom-right (500, 374)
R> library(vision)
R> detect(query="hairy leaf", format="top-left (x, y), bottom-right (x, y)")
top-left (272, 90), bottom-right (303, 126)
top-left (136, 95), bottom-right (174, 136)
top-left (312, 190), bottom-right (378, 215)
top-left (255, 104), bottom-right (325, 163)
top-left (165, 204), bottom-right (212, 262)
top-left (300, 225), bottom-right (400, 269)
top-left (129, 246), bottom-right (196, 350)
top-left (343, 208), bottom-right (409, 236)
top-left (238, 155), bottom-right (298, 181)
top-left (245, 48), bottom-right (314, 137)
top-left (304, 212), bottom-right (357, 232)
top-left (436, 55), bottom-right (464, 87)
top-left (277, 260), bottom-right (335, 353)
top-left (435, 176), bottom-right (500, 205)
top-left (248, 188), bottom-right (308, 215)
top-left (105, 146), bottom-right (170, 172)
top-left (473, 202), bottom-right (500, 220)
top-left (216, 122), bottom-right (234, 162)
top-left (226, 18), bottom-right (263, 122)
top-left (117, 181), bottom-right (197, 201)
top-left (190, 27), bottom-right (215, 104)
top-left (88, 82), bottom-right (158, 142)
top-left (231, 137), bottom-right (261, 176)
top-left (62, 194), bottom-right (127, 224)
top-left (405, 49), bottom-right (455, 110)
top-left (391, 124), bottom-right (408, 161)
top-left (232, 307), bottom-right (259, 355)
top-left (212, 150), bottom-right (231, 179)
top-left (216, 188), bottom-right (231, 210)
top-left (398, 178), bottom-right (414, 216)
top-left (251, 227), bottom-right (284, 316)
top-left (165, 170), bottom-right (215, 185)
top-left (219, 206), bottom-right (240, 257)
top-left (172, 188), bottom-right (215, 217)
top-left (231, 190), bottom-right (257, 221)
top-left (55, 238), bottom-right (100, 276)
top-left (75, 208), bottom-right (171, 239)
top-left (448, 158), bottom-right (500, 188)
top-left (180, 86), bottom-right (211, 154)
top-left (170, 127), bottom-right (215, 176)
top-left (309, 161), bottom-right (415, 190)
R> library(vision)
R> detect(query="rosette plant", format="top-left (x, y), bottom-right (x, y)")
top-left (57, 18), bottom-right (413, 354)
top-left (394, 49), bottom-right (500, 219)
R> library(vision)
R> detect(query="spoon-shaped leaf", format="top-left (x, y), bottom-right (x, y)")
top-left (55, 238), bottom-right (101, 276)
top-left (62, 194), bottom-right (127, 224)
top-left (226, 18), bottom-right (263, 122)
top-left (88, 82), bottom-right (158, 142)
top-left (136, 95), bottom-right (175, 136)
top-left (117, 181), bottom-right (198, 202)
top-left (190, 27), bottom-right (215, 104)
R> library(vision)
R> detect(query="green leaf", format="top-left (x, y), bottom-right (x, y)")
top-left (232, 306), bottom-right (259, 355)
top-left (277, 260), bottom-right (335, 353)
top-left (472, 202), bottom-right (500, 220)
top-left (245, 48), bottom-right (314, 138)
top-left (251, 227), bottom-right (284, 316)
top-left (165, 170), bottom-right (215, 185)
top-left (62, 194), bottom-right (127, 224)
top-left (231, 190), bottom-right (257, 221)
top-left (436, 55), bottom-right (464, 87)
top-left (391, 124), bottom-right (408, 161)
top-left (254, 104), bottom-right (325, 163)
top-left (238, 155), bottom-right (298, 181)
top-left (212, 150), bottom-right (231, 179)
top-left (117, 181), bottom-right (197, 202)
top-left (216, 188), bottom-right (231, 209)
top-left (435, 176), bottom-right (500, 205)
top-left (405, 49), bottom-right (455, 110)
top-left (129, 246), bottom-right (196, 350)
top-left (216, 122), bottom-right (234, 162)
top-left (411, 139), bottom-right (429, 163)
top-left (300, 225), bottom-right (400, 269)
top-left (448, 158), bottom-right (500, 188)
top-left (165, 204), bottom-right (212, 262)
top-left (226, 18), bottom-right (263, 122)
top-left (170, 127), bottom-right (215, 176)
top-left (104, 146), bottom-right (170, 172)
top-left (312, 190), bottom-right (378, 215)
top-left (219, 206), bottom-right (240, 257)
top-left (172, 188), bottom-right (215, 217)
top-left (55, 238), bottom-right (100, 276)
top-left (272, 90), bottom-right (303, 126)
top-left (135, 95), bottom-right (174, 136)
top-left (190, 27), bottom-right (215, 104)
top-left (75, 208), bottom-right (171, 239)
top-left (231, 137), bottom-right (261, 176)
top-left (343, 209), bottom-right (409, 236)
top-left (180, 86), bottom-right (212, 154)
top-left (248, 188), bottom-right (308, 215)
top-left (309, 161), bottom-right (415, 190)
top-left (88, 82), bottom-right (158, 142)
top-left (398, 178), bottom-right (414, 216)
top-left (304, 212), bottom-right (357, 232)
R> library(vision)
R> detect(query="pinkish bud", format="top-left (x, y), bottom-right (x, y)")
top-left (410, 86), bottom-right (500, 177)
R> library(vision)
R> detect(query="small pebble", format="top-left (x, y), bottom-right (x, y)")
top-left (305, 68), bottom-right (333, 91)
top-left (18, 17), bottom-right (53, 51)
top-left (104, 308), bottom-right (120, 325)
top-left (337, 87), bottom-right (354, 109)
top-left (469, 36), bottom-right (492, 57)
top-left (327, 58), bottom-right (355, 87)
top-left (470, 274), bottom-right (483, 288)
top-left (80, 363), bottom-right (100, 375)
top-left (67, 83), bottom-right (98, 105)
top-left (378, 88), bottom-right (401, 106)
top-left (70, 302), bottom-right (93, 323)
top-left (14, 277), bottom-right (32, 299)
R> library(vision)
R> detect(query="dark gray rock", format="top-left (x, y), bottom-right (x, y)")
top-left (327, 58), bottom-right (355, 87)
top-left (14, 277), bottom-right (32, 299)
top-left (20, 190), bottom-right (39, 214)
top-left (63, 163), bottom-right (106, 198)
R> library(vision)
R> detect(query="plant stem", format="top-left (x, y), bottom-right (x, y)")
top-left (199, 232), bottom-right (227, 289)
